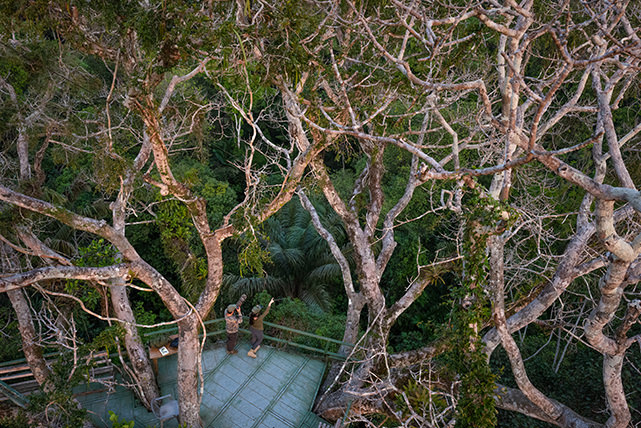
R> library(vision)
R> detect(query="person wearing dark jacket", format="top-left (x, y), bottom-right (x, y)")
top-left (247, 298), bottom-right (274, 358)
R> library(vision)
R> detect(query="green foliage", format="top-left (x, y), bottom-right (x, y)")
top-left (440, 276), bottom-right (497, 427)
top-left (156, 198), bottom-right (206, 301)
top-left (153, 159), bottom-right (239, 301)
top-left (157, 199), bottom-right (194, 243)
top-left (62, 239), bottom-right (118, 311)
top-left (90, 324), bottom-right (125, 353)
top-left (227, 198), bottom-right (343, 311)
top-left (440, 186), bottom-right (518, 428)
top-left (0, 57), bottom-right (29, 96)
top-left (255, 292), bottom-right (347, 353)
top-left (67, 1), bottom-right (216, 73)
top-left (0, 412), bottom-right (30, 428)
top-left (27, 358), bottom-right (88, 427)
top-left (0, 296), bottom-right (24, 362)
top-left (249, 0), bottom-right (325, 79)
top-left (108, 411), bottom-right (135, 428)
top-left (237, 231), bottom-right (270, 277)
top-left (63, 282), bottom-right (101, 310)
top-left (452, 344), bottom-right (497, 428)
top-left (93, 152), bottom-right (128, 194)
top-left (125, 224), bottom-right (177, 326)
top-left (130, 300), bottom-right (162, 344)
top-left (78, 238), bottom-right (118, 268)
top-left (441, 299), bottom-right (498, 428)
top-left (172, 159), bottom-right (238, 229)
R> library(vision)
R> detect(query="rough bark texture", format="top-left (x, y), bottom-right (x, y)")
top-left (7, 288), bottom-right (51, 389)
top-left (2, 2), bottom-right (641, 427)
top-left (110, 282), bottom-right (159, 408)
top-left (0, 242), bottom-right (52, 389)
top-left (495, 385), bottom-right (604, 428)
top-left (298, 1), bottom-right (641, 425)
top-left (301, 123), bottom-right (433, 419)
top-left (176, 317), bottom-right (202, 427)
top-left (110, 136), bottom-right (159, 410)
top-left (602, 354), bottom-right (630, 428)
top-left (132, 80), bottom-right (319, 426)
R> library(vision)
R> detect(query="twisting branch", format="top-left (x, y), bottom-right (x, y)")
top-left (159, 57), bottom-right (212, 113)
top-left (31, 283), bottom-right (193, 329)
top-left (0, 264), bottom-right (132, 293)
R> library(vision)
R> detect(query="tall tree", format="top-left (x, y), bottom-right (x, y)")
top-left (0, 2), bottom-right (325, 426)
top-left (2, 2), bottom-right (641, 427)
top-left (266, 1), bottom-right (641, 427)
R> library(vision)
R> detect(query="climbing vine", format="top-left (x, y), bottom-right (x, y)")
top-left (446, 185), bottom-right (517, 428)
top-left (156, 199), bottom-right (207, 301)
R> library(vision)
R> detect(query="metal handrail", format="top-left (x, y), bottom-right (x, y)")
top-left (0, 350), bottom-right (112, 406)
top-left (262, 320), bottom-right (351, 346)
top-left (0, 316), bottom-right (354, 392)
top-left (0, 380), bottom-right (28, 408)
top-left (0, 351), bottom-right (61, 369)
top-left (142, 317), bottom-right (355, 360)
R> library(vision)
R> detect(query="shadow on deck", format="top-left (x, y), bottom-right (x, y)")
top-left (74, 340), bottom-right (330, 428)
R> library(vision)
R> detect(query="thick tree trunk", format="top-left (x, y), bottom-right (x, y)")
top-left (108, 136), bottom-right (159, 409)
top-left (341, 295), bottom-right (364, 351)
top-left (176, 316), bottom-right (202, 428)
top-left (603, 354), bottom-right (630, 428)
top-left (110, 282), bottom-right (159, 408)
top-left (7, 288), bottom-right (51, 389)
top-left (0, 241), bottom-right (52, 389)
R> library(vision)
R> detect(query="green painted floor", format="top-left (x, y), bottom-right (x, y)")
top-left (73, 340), bottom-right (328, 428)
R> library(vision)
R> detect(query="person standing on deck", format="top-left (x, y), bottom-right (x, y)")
top-left (247, 298), bottom-right (274, 358)
top-left (225, 294), bottom-right (246, 354)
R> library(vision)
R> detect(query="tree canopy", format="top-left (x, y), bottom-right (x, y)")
top-left (1, 1), bottom-right (641, 428)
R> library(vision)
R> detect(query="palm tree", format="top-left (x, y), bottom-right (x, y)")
top-left (226, 198), bottom-right (346, 311)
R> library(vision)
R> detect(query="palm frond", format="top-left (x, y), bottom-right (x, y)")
top-left (284, 225), bottom-right (307, 249)
top-left (230, 196), bottom-right (347, 313)
top-left (299, 284), bottom-right (332, 312)
top-left (267, 243), bottom-right (304, 273)
top-left (306, 263), bottom-right (341, 283)
top-left (228, 275), bottom-right (287, 299)
top-left (264, 217), bottom-right (284, 242)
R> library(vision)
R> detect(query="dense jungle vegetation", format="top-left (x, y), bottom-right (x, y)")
top-left (0, 1), bottom-right (640, 427)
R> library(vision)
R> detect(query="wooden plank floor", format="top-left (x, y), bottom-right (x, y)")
top-left (74, 340), bottom-right (327, 428)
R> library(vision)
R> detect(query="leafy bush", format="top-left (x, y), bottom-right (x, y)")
top-left (0, 412), bottom-right (30, 428)
top-left (108, 411), bottom-right (134, 428)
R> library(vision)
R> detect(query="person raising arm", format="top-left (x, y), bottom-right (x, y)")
top-left (247, 298), bottom-right (274, 358)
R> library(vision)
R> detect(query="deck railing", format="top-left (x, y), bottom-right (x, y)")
top-left (0, 350), bottom-right (113, 407)
top-left (143, 317), bottom-right (355, 361)
top-left (0, 317), bottom-right (354, 407)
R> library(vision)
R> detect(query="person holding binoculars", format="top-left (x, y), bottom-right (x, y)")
top-left (225, 294), bottom-right (246, 355)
